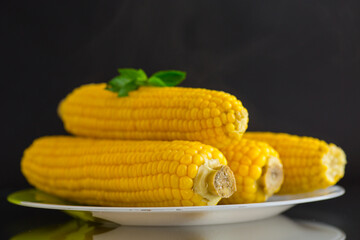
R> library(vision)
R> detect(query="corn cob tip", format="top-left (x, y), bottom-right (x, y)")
top-left (194, 160), bottom-right (236, 205)
top-left (323, 144), bottom-right (346, 184)
top-left (207, 165), bottom-right (236, 198)
top-left (244, 132), bottom-right (347, 194)
top-left (261, 156), bottom-right (284, 197)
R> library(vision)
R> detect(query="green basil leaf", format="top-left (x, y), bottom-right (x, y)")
top-left (136, 69), bottom-right (148, 81)
top-left (106, 76), bottom-right (134, 93)
top-left (111, 76), bottom-right (133, 87)
top-left (117, 68), bottom-right (147, 81)
top-left (117, 68), bottom-right (140, 79)
top-left (151, 70), bottom-right (186, 86)
top-left (106, 68), bottom-right (186, 97)
top-left (117, 81), bottom-right (139, 97)
top-left (148, 76), bottom-right (167, 87)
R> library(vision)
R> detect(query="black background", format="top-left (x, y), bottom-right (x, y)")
top-left (1, 0), bottom-right (359, 190)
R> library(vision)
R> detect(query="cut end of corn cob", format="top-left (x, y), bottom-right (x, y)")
top-left (260, 156), bottom-right (284, 197)
top-left (194, 164), bottom-right (236, 205)
top-left (58, 84), bottom-right (249, 148)
top-left (219, 139), bottom-right (284, 204)
top-left (210, 165), bottom-right (237, 198)
top-left (323, 144), bottom-right (346, 184)
top-left (244, 132), bottom-right (347, 194)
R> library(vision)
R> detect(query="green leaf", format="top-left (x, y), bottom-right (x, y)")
top-left (118, 68), bottom-right (148, 81)
top-left (106, 68), bottom-right (186, 97)
top-left (117, 81), bottom-right (139, 97)
top-left (136, 69), bottom-right (148, 81)
top-left (148, 76), bottom-right (167, 87)
top-left (151, 70), bottom-right (186, 86)
top-left (106, 75), bottom-right (133, 92)
top-left (117, 68), bottom-right (141, 78)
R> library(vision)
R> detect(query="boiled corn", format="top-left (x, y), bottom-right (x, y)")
top-left (21, 136), bottom-right (236, 207)
top-left (58, 84), bottom-right (248, 148)
top-left (220, 139), bottom-right (283, 204)
top-left (244, 132), bottom-right (346, 194)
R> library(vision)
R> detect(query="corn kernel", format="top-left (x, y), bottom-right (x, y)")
top-left (211, 150), bottom-right (224, 160)
top-left (241, 191), bottom-right (255, 201)
top-left (179, 176), bottom-right (193, 189)
top-left (213, 117), bottom-right (222, 127)
top-left (192, 155), bottom-right (205, 166)
top-left (206, 119), bottom-right (213, 128)
top-left (199, 150), bottom-right (212, 160)
top-left (249, 165), bottom-right (262, 179)
top-left (209, 102), bottom-right (217, 108)
top-left (190, 108), bottom-right (198, 120)
top-left (211, 108), bottom-right (221, 117)
top-left (191, 194), bottom-right (206, 206)
top-left (248, 148), bottom-right (261, 159)
top-left (235, 175), bottom-right (243, 184)
top-left (229, 132), bottom-right (241, 139)
top-left (244, 176), bottom-right (254, 186)
top-left (163, 174), bottom-right (171, 187)
top-left (254, 155), bottom-right (266, 166)
top-left (230, 161), bottom-right (240, 172)
top-left (172, 189), bottom-right (182, 200)
top-left (220, 113), bottom-right (227, 124)
top-left (169, 161), bottom-right (179, 174)
top-left (244, 184), bottom-right (257, 193)
top-left (222, 101), bottom-right (232, 110)
top-left (151, 162), bottom-right (158, 175)
top-left (240, 156), bottom-right (252, 165)
top-left (176, 164), bottom-right (187, 177)
top-left (152, 175), bottom-right (159, 189)
top-left (227, 112), bottom-right (236, 123)
top-left (185, 148), bottom-right (198, 155)
top-left (187, 164), bottom-right (199, 178)
top-left (180, 154), bottom-right (192, 165)
top-left (170, 175), bottom-right (179, 188)
top-left (181, 200), bottom-right (194, 206)
top-left (238, 165), bottom-right (249, 177)
top-left (203, 108), bottom-right (211, 118)
top-left (180, 189), bottom-right (193, 200)
top-left (164, 188), bottom-right (173, 200)
top-left (225, 123), bottom-right (235, 132)
top-left (159, 188), bottom-right (166, 201)
top-left (157, 174), bottom-right (164, 188)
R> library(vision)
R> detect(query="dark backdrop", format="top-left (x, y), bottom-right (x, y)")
top-left (1, 0), bottom-right (359, 189)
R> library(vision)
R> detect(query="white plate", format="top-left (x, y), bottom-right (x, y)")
top-left (8, 186), bottom-right (344, 226)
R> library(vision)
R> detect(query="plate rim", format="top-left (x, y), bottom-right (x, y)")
top-left (8, 185), bottom-right (345, 213)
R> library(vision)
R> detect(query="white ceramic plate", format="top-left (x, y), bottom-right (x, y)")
top-left (8, 185), bottom-right (344, 226)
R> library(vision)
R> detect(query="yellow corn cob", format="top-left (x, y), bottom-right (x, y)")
top-left (21, 136), bottom-right (236, 207)
top-left (244, 132), bottom-right (346, 194)
top-left (219, 139), bottom-right (284, 204)
top-left (58, 84), bottom-right (248, 148)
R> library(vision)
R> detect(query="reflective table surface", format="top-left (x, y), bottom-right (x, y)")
top-left (1, 184), bottom-right (359, 239)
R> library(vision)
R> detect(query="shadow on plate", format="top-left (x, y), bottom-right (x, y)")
top-left (11, 215), bottom-right (345, 240)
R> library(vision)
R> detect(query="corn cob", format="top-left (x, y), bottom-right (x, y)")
top-left (21, 136), bottom-right (236, 207)
top-left (219, 139), bottom-right (283, 204)
top-left (244, 132), bottom-right (346, 194)
top-left (58, 84), bottom-right (248, 148)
